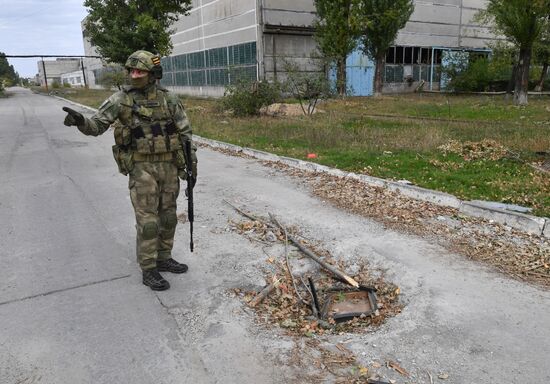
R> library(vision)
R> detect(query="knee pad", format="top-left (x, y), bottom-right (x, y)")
top-left (161, 213), bottom-right (178, 230)
top-left (142, 222), bottom-right (158, 240)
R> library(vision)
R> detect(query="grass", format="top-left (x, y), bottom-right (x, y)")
top-left (59, 88), bottom-right (550, 217)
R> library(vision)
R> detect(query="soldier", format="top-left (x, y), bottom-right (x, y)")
top-left (62, 50), bottom-right (197, 291)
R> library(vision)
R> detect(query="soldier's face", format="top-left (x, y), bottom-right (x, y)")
top-left (130, 68), bottom-right (149, 79)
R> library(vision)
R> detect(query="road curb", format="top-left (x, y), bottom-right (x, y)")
top-left (194, 136), bottom-right (549, 238)
top-left (52, 94), bottom-right (549, 238)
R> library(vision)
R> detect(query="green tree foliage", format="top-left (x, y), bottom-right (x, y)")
top-left (97, 65), bottom-right (128, 90)
top-left (0, 52), bottom-right (20, 86)
top-left (313, 0), bottom-right (360, 96)
top-left (83, 0), bottom-right (192, 64)
top-left (478, 0), bottom-right (550, 105)
top-left (357, 0), bottom-right (414, 96)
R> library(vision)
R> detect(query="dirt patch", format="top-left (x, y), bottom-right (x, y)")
top-left (260, 103), bottom-right (324, 117)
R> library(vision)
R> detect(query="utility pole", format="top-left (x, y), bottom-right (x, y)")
top-left (80, 58), bottom-right (88, 88)
top-left (41, 57), bottom-right (48, 92)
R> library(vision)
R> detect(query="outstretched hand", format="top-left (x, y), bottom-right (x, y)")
top-left (62, 107), bottom-right (85, 126)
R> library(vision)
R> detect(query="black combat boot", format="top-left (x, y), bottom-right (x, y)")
top-left (157, 258), bottom-right (188, 274)
top-left (142, 269), bottom-right (170, 291)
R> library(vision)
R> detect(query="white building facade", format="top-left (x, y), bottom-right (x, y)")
top-left (61, 70), bottom-right (86, 87)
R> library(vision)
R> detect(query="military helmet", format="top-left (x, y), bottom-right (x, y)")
top-left (125, 50), bottom-right (160, 72)
top-left (125, 50), bottom-right (163, 79)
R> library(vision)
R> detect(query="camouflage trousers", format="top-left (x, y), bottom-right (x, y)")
top-left (129, 161), bottom-right (180, 271)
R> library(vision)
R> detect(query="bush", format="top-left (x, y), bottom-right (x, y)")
top-left (219, 79), bottom-right (281, 116)
top-left (443, 49), bottom-right (513, 92)
top-left (63, 81), bottom-right (72, 88)
top-left (51, 80), bottom-right (61, 89)
top-left (283, 61), bottom-right (335, 116)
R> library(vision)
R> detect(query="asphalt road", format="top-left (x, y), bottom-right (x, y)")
top-left (1, 87), bottom-right (549, 384)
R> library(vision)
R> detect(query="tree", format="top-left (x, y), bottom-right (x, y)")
top-left (83, 0), bottom-right (193, 64)
top-left (356, 0), bottom-right (414, 97)
top-left (478, 0), bottom-right (550, 105)
top-left (0, 53), bottom-right (20, 86)
top-left (313, 0), bottom-right (360, 97)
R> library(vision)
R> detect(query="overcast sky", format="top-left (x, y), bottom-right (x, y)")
top-left (0, 0), bottom-right (88, 77)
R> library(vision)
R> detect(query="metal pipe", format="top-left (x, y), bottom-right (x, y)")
top-left (430, 47), bottom-right (434, 91)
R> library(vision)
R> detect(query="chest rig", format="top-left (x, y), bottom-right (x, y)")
top-left (115, 87), bottom-right (180, 156)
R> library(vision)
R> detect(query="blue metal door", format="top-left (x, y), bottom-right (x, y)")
top-left (329, 48), bottom-right (375, 96)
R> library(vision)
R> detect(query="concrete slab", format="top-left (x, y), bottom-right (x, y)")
top-left (460, 201), bottom-right (547, 235)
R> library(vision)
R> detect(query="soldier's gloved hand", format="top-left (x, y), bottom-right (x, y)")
top-left (62, 107), bottom-right (85, 126)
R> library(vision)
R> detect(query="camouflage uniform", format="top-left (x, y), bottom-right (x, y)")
top-left (63, 51), bottom-right (196, 289)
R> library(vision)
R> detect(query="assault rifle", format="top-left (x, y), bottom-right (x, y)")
top-left (181, 137), bottom-right (194, 252)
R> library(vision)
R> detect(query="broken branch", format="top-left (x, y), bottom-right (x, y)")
top-left (269, 213), bottom-right (307, 304)
top-left (249, 282), bottom-right (276, 308)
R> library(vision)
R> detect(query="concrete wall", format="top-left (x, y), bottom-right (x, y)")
top-left (171, 0), bottom-right (258, 54)
top-left (396, 0), bottom-right (499, 49)
top-left (260, 0), bottom-right (319, 82)
top-left (82, 18), bottom-right (106, 89)
top-left (261, 0), bottom-right (316, 28)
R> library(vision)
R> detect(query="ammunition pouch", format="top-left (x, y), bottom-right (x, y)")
top-left (131, 120), bottom-right (180, 155)
top-left (112, 145), bottom-right (134, 175)
top-left (113, 123), bottom-right (132, 146)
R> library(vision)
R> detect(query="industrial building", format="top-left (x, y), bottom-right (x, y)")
top-left (37, 58), bottom-right (81, 88)
top-left (82, 0), bottom-right (500, 96)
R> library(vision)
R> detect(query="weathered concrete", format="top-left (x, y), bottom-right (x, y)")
top-left (460, 201), bottom-right (547, 236)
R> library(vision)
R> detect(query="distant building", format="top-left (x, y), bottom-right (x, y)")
top-left (61, 70), bottom-right (86, 87)
top-left (37, 58), bottom-right (81, 87)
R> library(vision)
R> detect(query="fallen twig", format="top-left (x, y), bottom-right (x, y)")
top-left (426, 369), bottom-right (434, 384)
top-left (249, 282), bottom-right (276, 308)
top-left (269, 213), bottom-right (307, 304)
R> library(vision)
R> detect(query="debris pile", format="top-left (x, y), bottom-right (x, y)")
top-left (437, 139), bottom-right (508, 161)
top-left (226, 202), bottom-right (402, 336)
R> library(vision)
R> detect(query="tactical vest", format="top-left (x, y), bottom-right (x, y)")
top-left (113, 87), bottom-right (181, 155)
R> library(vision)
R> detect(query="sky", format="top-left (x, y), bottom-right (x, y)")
top-left (0, 0), bottom-right (88, 77)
